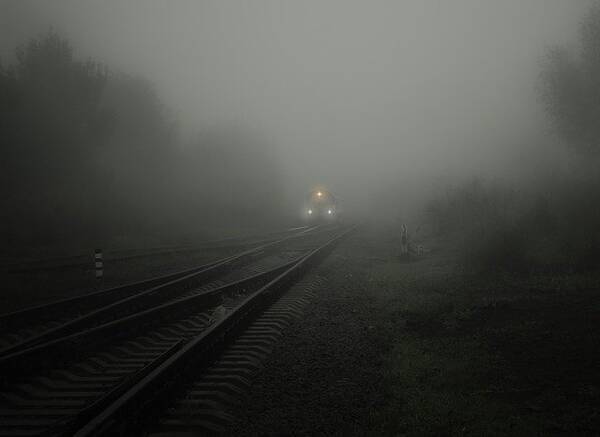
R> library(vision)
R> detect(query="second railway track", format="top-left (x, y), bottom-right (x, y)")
top-left (0, 224), bottom-right (353, 437)
top-left (0, 225), bottom-right (325, 358)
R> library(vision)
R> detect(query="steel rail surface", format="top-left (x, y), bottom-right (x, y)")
top-left (0, 256), bottom-right (298, 380)
top-left (0, 225), bottom-right (323, 357)
top-left (72, 226), bottom-right (355, 437)
top-left (1, 225), bottom-right (310, 273)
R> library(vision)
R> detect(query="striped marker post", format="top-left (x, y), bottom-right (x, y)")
top-left (95, 249), bottom-right (103, 279)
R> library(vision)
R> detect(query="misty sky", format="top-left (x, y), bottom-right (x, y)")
top-left (0, 1), bottom-right (590, 210)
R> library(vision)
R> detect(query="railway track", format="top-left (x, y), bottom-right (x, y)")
top-left (0, 225), bottom-right (321, 359)
top-left (139, 275), bottom-right (327, 436)
top-left (0, 225), bottom-right (352, 436)
top-left (1, 226), bottom-right (311, 274)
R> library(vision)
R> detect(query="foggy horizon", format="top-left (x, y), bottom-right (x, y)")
top-left (2, 3), bottom-right (600, 435)
top-left (2, 1), bottom-right (589, 211)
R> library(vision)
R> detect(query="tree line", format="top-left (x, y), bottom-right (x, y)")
top-left (423, 5), bottom-right (600, 273)
top-left (1, 31), bottom-right (283, 251)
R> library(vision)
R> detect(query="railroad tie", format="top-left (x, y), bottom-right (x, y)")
top-left (146, 276), bottom-right (326, 435)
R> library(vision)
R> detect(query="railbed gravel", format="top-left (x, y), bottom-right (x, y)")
top-left (228, 233), bottom-right (390, 436)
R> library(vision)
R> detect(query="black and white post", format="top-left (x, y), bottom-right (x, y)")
top-left (95, 249), bottom-right (103, 279)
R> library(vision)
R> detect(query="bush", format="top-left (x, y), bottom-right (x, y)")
top-left (424, 177), bottom-right (600, 274)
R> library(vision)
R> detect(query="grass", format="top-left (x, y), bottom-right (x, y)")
top-left (360, 230), bottom-right (600, 436)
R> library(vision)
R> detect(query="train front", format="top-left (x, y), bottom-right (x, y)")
top-left (304, 189), bottom-right (337, 221)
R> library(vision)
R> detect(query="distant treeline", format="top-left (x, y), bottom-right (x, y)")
top-left (423, 6), bottom-right (600, 273)
top-left (0, 31), bottom-right (283, 249)
top-left (424, 178), bottom-right (600, 273)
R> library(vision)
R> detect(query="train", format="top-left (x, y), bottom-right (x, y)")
top-left (304, 188), bottom-right (338, 221)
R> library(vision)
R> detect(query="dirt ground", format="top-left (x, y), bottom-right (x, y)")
top-left (229, 225), bottom-right (600, 436)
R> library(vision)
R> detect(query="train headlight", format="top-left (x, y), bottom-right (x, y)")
top-left (308, 209), bottom-right (313, 215)
top-left (317, 191), bottom-right (322, 197)
top-left (328, 209), bottom-right (332, 215)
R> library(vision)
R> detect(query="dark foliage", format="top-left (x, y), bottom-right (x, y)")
top-left (541, 5), bottom-right (600, 156)
top-left (425, 175), bottom-right (600, 273)
top-left (422, 5), bottom-right (600, 274)
top-left (1, 31), bottom-right (283, 250)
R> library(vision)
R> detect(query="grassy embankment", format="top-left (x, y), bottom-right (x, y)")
top-left (362, 229), bottom-right (599, 436)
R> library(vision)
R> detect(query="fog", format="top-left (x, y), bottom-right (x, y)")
top-left (5, 4), bottom-right (600, 435)
top-left (0, 0), bottom-right (594, 244)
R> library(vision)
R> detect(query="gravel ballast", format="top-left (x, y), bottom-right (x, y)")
top-left (229, 231), bottom-right (393, 435)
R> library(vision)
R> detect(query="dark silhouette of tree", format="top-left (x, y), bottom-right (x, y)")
top-left (98, 74), bottom-right (178, 237)
top-left (2, 30), bottom-right (286, 250)
top-left (541, 6), bottom-right (600, 155)
top-left (2, 31), bottom-right (109, 245)
top-left (182, 126), bottom-right (284, 228)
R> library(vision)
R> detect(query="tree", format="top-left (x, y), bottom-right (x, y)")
top-left (1, 31), bottom-right (110, 245)
top-left (181, 126), bottom-right (284, 227)
top-left (2, 30), bottom-right (286, 248)
top-left (541, 6), bottom-right (600, 156)
top-left (1, 31), bottom-right (184, 245)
